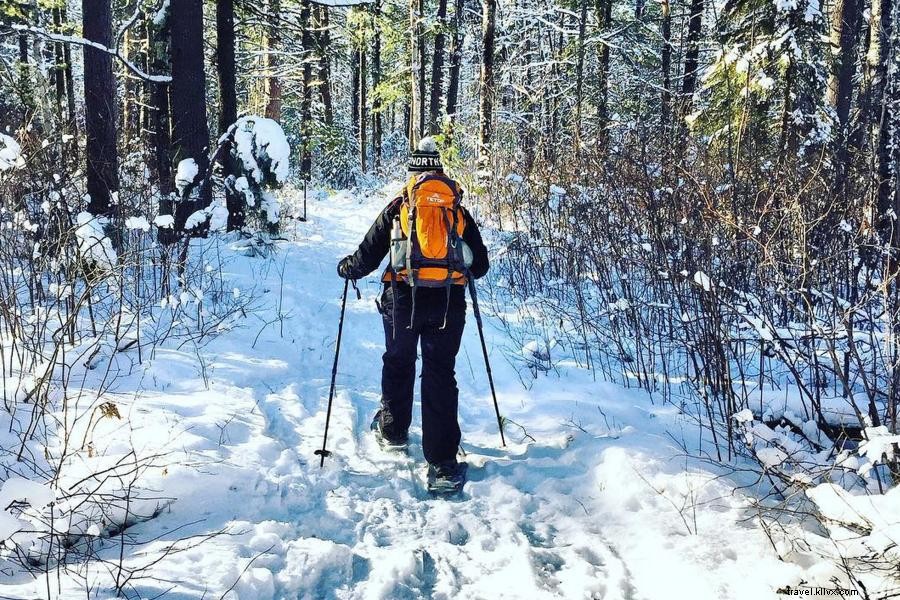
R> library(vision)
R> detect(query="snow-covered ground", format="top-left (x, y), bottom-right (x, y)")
top-left (3, 185), bottom-right (830, 599)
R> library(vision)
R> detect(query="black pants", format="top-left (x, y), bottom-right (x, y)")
top-left (378, 283), bottom-right (466, 465)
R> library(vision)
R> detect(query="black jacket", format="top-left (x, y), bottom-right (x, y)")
top-left (343, 195), bottom-right (490, 282)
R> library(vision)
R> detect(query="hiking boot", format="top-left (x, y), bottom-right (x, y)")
top-left (426, 460), bottom-right (465, 493)
top-left (371, 410), bottom-right (408, 451)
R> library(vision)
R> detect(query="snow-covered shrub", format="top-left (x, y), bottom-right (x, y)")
top-left (217, 116), bottom-right (291, 233)
top-left (0, 128), bottom-right (256, 593)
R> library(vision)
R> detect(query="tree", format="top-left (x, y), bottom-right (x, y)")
top-left (478, 0), bottom-right (496, 165)
top-left (372, 0), bottom-right (383, 168)
top-left (315, 5), bottom-right (334, 127)
top-left (169, 0), bottom-right (211, 235)
top-left (595, 0), bottom-right (612, 150)
top-left (429, 0), bottom-right (448, 134)
top-left (445, 0), bottom-right (463, 133)
top-left (82, 0), bottom-right (119, 217)
top-left (826, 0), bottom-right (862, 193)
top-left (217, 0), bottom-right (238, 134)
top-left (216, 0), bottom-right (243, 231)
top-left (301, 0), bottom-right (314, 180)
top-left (265, 0), bottom-right (283, 121)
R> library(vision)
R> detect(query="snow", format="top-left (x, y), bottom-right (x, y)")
top-left (0, 133), bottom-right (24, 171)
top-left (152, 0), bottom-right (169, 25)
top-left (125, 215), bottom-right (151, 231)
top-left (184, 208), bottom-right (208, 230)
top-left (0, 184), bottom-right (860, 598)
top-left (175, 158), bottom-right (199, 196)
top-left (0, 477), bottom-right (54, 540)
top-left (153, 214), bottom-right (175, 229)
top-left (231, 116), bottom-right (291, 185)
top-left (74, 211), bottom-right (117, 268)
top-left (693, 270), bottom-right (714, 291)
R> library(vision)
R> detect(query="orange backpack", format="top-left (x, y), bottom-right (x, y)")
top-left (385, 172), bottom-right (473, 330)
top-left (387, 172), bottom-right (472, 287)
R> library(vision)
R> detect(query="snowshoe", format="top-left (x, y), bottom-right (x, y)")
top-left (426, 461), bottom-right (467, 495)
top-left (371, 411), bottom-right (408, 452)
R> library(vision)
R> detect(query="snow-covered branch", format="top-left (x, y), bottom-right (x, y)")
top-left (4, 23), bottom-right (171, 84)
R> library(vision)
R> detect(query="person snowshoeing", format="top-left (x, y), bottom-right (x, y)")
top-left (336, 137), bottom-right (489, 491)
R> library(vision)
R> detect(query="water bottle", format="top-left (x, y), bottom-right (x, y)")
top-left (390, 217), bottom-right (406, 271)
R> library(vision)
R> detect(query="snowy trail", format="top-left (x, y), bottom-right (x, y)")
top-left (7, 185), bottom-right (805, 599)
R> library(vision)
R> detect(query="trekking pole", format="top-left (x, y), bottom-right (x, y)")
top-left (466, 275), bottom-right (506, 447)
top-left (315, 277), bottom-right (351, 467)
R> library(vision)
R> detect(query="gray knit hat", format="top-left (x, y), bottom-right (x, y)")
top-left (408, 136), bottom-right (443, 173)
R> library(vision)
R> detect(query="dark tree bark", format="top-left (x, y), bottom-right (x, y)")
top-left (62, 11), bottom-right (77, 135)
top-left (149, 8), bottom-right (172, 199)
top-left (827, 0), bottom-right (863, 193)
top-left (82, 0), bottom-right (119, 217)
top-left (301, 0), bottom-right (314, 179)
top-left (409, 0), bottom-right (422, 149)
top-left (265, 0), bottom-right (283, 121)
top-left (315, 6), bottom-right (334, 127)
top-left (478, 0), bottom-right (496, 165)
top-left (417, 0), bottom-right (427, 141)
top-left (445, 0), bottom-right (463, 131)
top-left (216, 0), bottom-right (243, 231)
top-left (351, 44), bottom-right (360, 133)
top-left (660, 0), bottom-right (672, 132)
top-left (52, 7), bottom-right (65, 119)
top-left (866, 0), bottom-right (893, 235)
top-left (372, 0), bottom-right (383, 168)
top-left (594, 0), bottom-right (612, 151)
top-left (429, 0), bottom-right (448, 134)
top-left (170, 0), bottom-right (211, 233)
top-left (217, 0), bottom-right (238, 134)
top-left (679, 0), bottom-right (703, 117)
top-left (574, 0), bottom-right (587, 145)
top-left (359, 33), bottom-right (368, 172)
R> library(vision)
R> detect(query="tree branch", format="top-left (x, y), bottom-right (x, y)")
top-left (4, 23), bottom-right (172, 84)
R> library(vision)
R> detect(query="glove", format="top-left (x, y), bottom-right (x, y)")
top-left (337, 255), bottom-right (355, 280)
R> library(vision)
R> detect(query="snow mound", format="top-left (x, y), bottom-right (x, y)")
top-left (75, 212), bottom-right (117, 268)
top-left (175, 158), bottom-right (199, 196)
top-left (0, 133), bottom-right (24, 171)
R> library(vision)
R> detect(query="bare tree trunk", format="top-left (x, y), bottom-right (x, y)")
top-left (216, 0), bottom-right (243, 231)
top-left (149, 9), bottom-right (172, 201)
top-left (265, 0), bottom-right (283, 121)
top-left (352, 44), bottom-right (360, 134)
top-left (478, 0), bottom-right (496, 165)
top-left (660, 0), bottom-right (672, 132)
top-left (52, 7), bottom-right (65, 121)
top-left (679, 0), bottom-right (703, 118)
top-left (359, 36), bottom-right (368, 172)
top-left (595, 0), bottom-right (612, 151)
top-left (315, 6), bottom-right (334, 127)
top-left (868, 0), bottom-right (894, 237)
top-left (417, 0), bottom-right (428, 141)
top-left (445, 0), bottom-right (463, 133)
top-left (409, 0), bottom-right (423, 149)
top-left (826, 0), bottom-right (862, 194)
top-left (574, 0), bottom-right (587, 146)
top-left (372, 0), bottom-right (383, 168)
top-left (217, 0), bottom-right (238, 134)
top-left (301, 0), bottom-right (314, 179)
top-left (429, 0), bottom-right (448, 134)
top-left (82, 0), bottom-right (119, 217)
top-left (170, 0), bottom-right (211, 234)
top-left (62, 10), bottom-right (77, 136)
